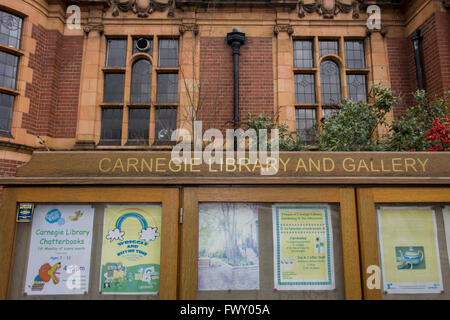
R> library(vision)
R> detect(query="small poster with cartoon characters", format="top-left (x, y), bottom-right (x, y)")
top-left (100, 205), bottom-right (162, 294)
top-left (24, 204), bottom-right (94, 295)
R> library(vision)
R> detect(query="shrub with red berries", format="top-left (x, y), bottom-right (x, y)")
top-left (426, 117), bottom-right (450, 151)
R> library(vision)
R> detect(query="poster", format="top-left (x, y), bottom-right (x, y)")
top-left (198, 203), bottom-right (259, 291)
top-left (443, 206), bottom-right (450, 270)
top-left (272, 205), bottom-right (335, 290)
top-left (24, 204), bottom-right (94, 295)
top-left (100, 205), bottom-right (162, 294)
top-left (377, 207), bottom-right (443, 294)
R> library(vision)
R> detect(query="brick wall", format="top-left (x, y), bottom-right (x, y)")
top-left (22, 24), bottom-right (83, 138)
top-left (199, 37), bottom-right (274, 133)
top-left (387, 12), bottom-right (450, 118)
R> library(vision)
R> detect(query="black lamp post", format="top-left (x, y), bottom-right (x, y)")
top-left (411, 29), bottom-right (425, 90)
top-left (226, 28), bottom-right (247, 149)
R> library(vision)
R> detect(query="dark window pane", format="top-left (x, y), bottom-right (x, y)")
top-left (127, 108), bottom-right (150, 145)
top-left (293, 40), bottom-right (313, 68)
top-left (347, 74), bottom-right (367, 103)
top-left (133, 37), bottom-right (153, 55)
top-left (345, 41), bottom-right (365, 69)
top-left (319, 40), bottom-right (338, 57)
top-left (106, 39), bottom-right (127, 67)
top-left (322, 108), bottom-right (339, 119)
top-left (103, 73), bottom-right (125, 103)
top-left (296, 108), bottom-right (316, 145)
top-left (0, 51), bottom-right (18, 89)
top-left (157, 73), bottom-right (178, 103)
top-left (320, 60), bottom-right (341, 105)
top-left (295, 74), bottom-right (315, 104)
top-left (0, 10), bottom-right (23, 49)
top-left (0, 93), bottom-right (13, 133)
top-left (158, 39), bottom-right (178, 68)
top-left (154, 108), bottom-right (177, 143)
top-left (130, 59), bottom-right (152, 104)
top-left (100, 108), bottom-right (123, 145)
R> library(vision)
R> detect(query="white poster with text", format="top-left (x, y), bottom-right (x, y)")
top-left (24, 204), bottom-right (94, 295)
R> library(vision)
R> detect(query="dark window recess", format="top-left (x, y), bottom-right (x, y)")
top-left (0, 10), bottom-right (23, 49)
top-left (345, 41), bottom-right (365, 69)
top-left (320, 60), bottom-right (341, 105)
top-left (127, 108), bottom-right (150, 145)
top-left (157, 73), bottom-right (178, 103)
top-left (130, 59), bottom-right (152, 104)
top-left (133, 37), bottom-right (153, 55)
top-left (154, 108), bottom-right (177, 145)
top-left (319, 40), bottom-right (339, 57)
top-left (158, 39), bottom-right (179, 68)
top-left (99, 108), bottom-right (123, 145)
top-left (295, 74), bottom-right (316, 104)
top-left (0, 51), bottom-right (18, 89)
top-left (0, 92), bottom-right (13, 134)
top-left (346, 74), bottom-right (367, 103)
top-left (322, 108), bottom-right (339, 119)
top-left (293, 40), bottom-right (313, 68)
top-left (296, 108), bottom-right (316, 145)
top-left (105, 39), bottom-right (127, 67)
top-left (103, 73), bottom-right (125, 103)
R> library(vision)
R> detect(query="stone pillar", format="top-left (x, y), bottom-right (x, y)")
top-left (178, 22), bottom-right (199, 137)
top-left (76, 6), bottom-right (104, 147)
top-left (274, 22), bottom-right (295, 132)
top-left (367, 29), bottom-right (393, 136)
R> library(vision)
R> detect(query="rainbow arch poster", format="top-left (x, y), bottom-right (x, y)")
top-left (100, 205), bottom-right (162, 294)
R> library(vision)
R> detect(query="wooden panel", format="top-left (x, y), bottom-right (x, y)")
top-left (372, 187), bottom-right (450, 203)
top-left (159, 189), bottom-right (180, 300)
top-left (0, 188), bottom-right (17, 300)
top-left (195, 186), bottom-right (340, 202)
top-left (179, 188), bottom-right (198, 300)
top-left (339, 188), bottom-right (362, 300)
top-left (179, 187), bottom-right (362, 300)
top-left (9, 151), bottom-right (450, 181)
top-left (356, 188), bottom-right (382, 300)
top-left (0, 186), bottom-right (179, 300)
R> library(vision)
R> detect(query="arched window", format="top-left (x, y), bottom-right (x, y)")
top-left (130, 58), bottom-right (152, 104)
top-left (320, 60), bottom-right (341, 105)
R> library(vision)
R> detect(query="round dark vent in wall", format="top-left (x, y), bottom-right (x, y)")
top-left (136, 38), bottom-right (151, 52)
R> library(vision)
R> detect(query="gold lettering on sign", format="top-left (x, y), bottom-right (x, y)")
top-left (280, 157), bottom-right (290, 172)
top-left (323, 158), bottom-right (335, 172)
top-left (391, 158), bottom-right (402, 172)
top-left (99, 158), bottom-right (112, 173)
top-left (156, 158), bottom-right (166, 172)
top-left (127, 158), bottom-right (139, 172)
top-left (169, 159), bottom-right (182, 172)
top-left (404, 158), bottom-right (417, 172)
top-left (417, 158), bottom-right (428, 172)
top-left (296, 158), bottom-right (308, 172)
top-left (113, 158), bottom-right (125, 173)
top-left (343, 158), bottom-right (355, 172)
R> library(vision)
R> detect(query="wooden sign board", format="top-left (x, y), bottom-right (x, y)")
top-left (2, 151), bottom-right (449, 185)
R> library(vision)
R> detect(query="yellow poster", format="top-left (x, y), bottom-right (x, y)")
top-left (377, 207), bottom-right (442, 294)
top-left (100, 205), bottom-right (162, 294)
top-left (273, 205), bottom-right (334, 290)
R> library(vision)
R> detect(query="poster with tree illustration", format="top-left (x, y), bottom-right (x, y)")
top-left (198, 203), bottom-right (259, 291)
